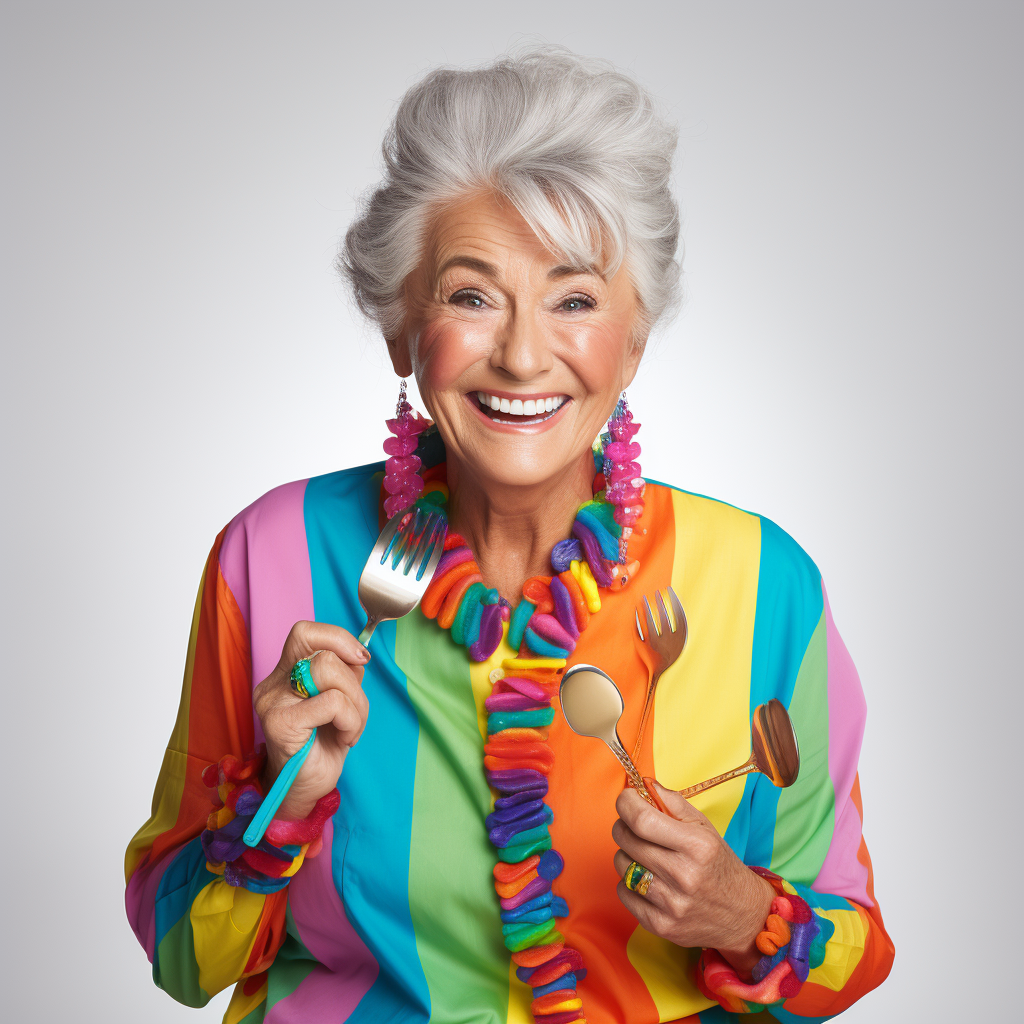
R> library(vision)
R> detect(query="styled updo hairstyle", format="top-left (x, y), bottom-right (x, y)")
top-left (340, 44), bottom-right (683, 346)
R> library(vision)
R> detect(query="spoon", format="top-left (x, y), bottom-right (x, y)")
top-left (559, 664), bottom-right (661, 807)
top-left (559, 666), bottom-right (800, 811)
top-left (677, 697), bottom-right (800, 798)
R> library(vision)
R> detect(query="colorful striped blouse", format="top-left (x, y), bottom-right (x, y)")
top-left (124, 463), bottom-right (894, 1022)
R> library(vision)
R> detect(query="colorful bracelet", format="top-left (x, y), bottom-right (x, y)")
top-left (696, 867), bottom-right (823, 1013)
top-left (200, 748), bottom-right (340, 894)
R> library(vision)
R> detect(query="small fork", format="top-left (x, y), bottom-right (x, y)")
top-left (243, 505), bottom-right (446, 847)
top-left (632, 586), bottom-right (688, 763)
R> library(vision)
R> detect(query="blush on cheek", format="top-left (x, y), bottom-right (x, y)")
top-left (561, 320), bottom-right (633, 397)
top-left (415, 319), bottom-right (490, 393)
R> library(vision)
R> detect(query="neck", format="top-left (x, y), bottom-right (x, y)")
top-left (446, 452), bottom-right (595, 603)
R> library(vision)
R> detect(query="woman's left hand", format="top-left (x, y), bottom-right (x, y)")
top-left (612, 781), bottom-right (775, 975)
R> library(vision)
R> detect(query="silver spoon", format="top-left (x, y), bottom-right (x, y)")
top-left (559, 664), bottom-right (660, 807)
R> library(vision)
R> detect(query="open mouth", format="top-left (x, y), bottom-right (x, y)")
top-left (471, 391), bottom-right (570, 426)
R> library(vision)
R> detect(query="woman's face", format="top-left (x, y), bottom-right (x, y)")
top-left (391, 191), bottom-right (644, 492)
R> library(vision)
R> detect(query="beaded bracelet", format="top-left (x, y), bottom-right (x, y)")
top-left (201, 748), bottom-right (340, 894)
top-left (696, 867), bottom-right (823, 1013)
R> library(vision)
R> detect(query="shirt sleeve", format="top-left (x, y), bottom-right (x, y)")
top-left (754, 560), bottom-right (895, 1020)
top-left (124, 528), bottom-right (288, 1014)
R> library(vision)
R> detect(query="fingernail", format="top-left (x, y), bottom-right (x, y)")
top-left (359, 646), bottom-right (371, 662)
top-left (643, 777), bottom-right (672, 816)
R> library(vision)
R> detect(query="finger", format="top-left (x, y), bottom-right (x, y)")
top-left (282, 620), bottom-right (371, 671)
top-left (282, 687), bottom-right (367, 749)
top-left (307, 650), bottom-right (370, 720)
top-left (613, 849), bottom-right (673, 913)
top-left (649, 780), bottom-right (709, 825)
top-left (611, 817), bottom-right (680, 883)
top-left (616, 877), bottom-right (670, 934)
top-left (615, 787), bottom-right (689, 849)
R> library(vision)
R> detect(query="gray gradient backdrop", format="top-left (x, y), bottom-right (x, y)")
top-left (2, 2), bottom-right (1019, 1020)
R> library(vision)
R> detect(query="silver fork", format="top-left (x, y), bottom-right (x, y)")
top-left (357, 505), bottom-right (448, 645)
top-left (244, 506), bottom-right (446, 846)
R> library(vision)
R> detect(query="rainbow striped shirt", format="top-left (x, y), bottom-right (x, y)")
top-left (125, 464), bottom-right (894, 1022)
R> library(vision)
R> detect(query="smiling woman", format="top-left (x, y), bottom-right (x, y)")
top-left (125, 44), bottom-right (893, 1024)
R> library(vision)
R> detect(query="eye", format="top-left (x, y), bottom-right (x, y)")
top-left (449, 289), bottom-right (487, 309)
top-left (560, 293), bottom-right (596, 312)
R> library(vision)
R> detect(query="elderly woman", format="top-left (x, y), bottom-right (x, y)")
top-left (125, 47), bottom-right (893, 1023)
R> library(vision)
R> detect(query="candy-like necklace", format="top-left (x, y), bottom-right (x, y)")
top-left (384, 394), bottom-right (644, 1024)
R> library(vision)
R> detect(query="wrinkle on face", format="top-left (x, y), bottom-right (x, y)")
top-left (393, 189), bottom-right (644, 495)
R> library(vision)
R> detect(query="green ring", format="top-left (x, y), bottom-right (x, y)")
top-left (624, 861), bottom-right (648, 891)
top-left (290, 657), bottom-right (320, 698)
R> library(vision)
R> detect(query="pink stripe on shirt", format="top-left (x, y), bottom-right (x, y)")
top-left (269, 819), bottom-right (380, 1020)
top-left (814, 580), bottom-right (873, 906)
top-left (219, 478), bottom-right (315, 743)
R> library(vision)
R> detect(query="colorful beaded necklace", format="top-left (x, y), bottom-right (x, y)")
top-left (383, 389), bottom-right (644, 1024)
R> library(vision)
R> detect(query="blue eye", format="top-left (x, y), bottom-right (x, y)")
top-left (451, 290), bottom-right (485, 308)
top-left (561, 294), bottom-right (595, 312)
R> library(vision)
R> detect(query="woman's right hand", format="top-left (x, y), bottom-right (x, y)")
top-left (252, 621), bottom-right (370, 820)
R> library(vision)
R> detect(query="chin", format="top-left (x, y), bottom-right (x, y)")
top-left (462, 443), bottom-right (587, 491)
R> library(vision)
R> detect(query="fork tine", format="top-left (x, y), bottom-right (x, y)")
top-left (401, 509), bottom-right (431, 575)
top-left (409, 512), bottom-right (443, 580)
top-left (655, 590), bottom-right (671, 636)
top-left (635, 606), bottom-right (645, 642)
top-left (415, 516), bottom-right (447, 582)
top-left (643, 594), bottom-right (659, 640)
top-left (401, 508), bottom-right (430, 574)
top-left (391, 526), bottom-right (414, 570)
top-left (378, 513), bottom-right (403, 565)
top-left (667, 586), bottom-right (687, 635)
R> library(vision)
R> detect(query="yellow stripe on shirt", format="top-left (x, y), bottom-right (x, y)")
top-left (627, 489), bottom-right (762, 1020)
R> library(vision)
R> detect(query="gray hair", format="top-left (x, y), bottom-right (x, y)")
top-left (339, 44), bottom-right (682, 344)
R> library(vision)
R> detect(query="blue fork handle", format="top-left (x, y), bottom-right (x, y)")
top-left (243, 728), bottom-right (317, 847)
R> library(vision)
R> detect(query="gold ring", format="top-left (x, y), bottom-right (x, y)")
top-left (636, 869), bottom-right (655, 896)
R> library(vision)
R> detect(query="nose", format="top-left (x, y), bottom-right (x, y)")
top-left (489, 309), bottom-right (554, 381)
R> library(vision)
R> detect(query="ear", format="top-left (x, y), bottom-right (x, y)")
top-left (385, 334), bottom-right (413, 378)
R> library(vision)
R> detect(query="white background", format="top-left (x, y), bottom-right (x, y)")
top-left (2, 2), bottom-right (1019, 1020)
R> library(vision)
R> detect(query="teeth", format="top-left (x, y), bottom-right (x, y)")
top-left (476, 392), bottom-right (567, 418)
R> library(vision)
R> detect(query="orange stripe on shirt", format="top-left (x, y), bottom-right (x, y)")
top-left (547, 483), bottom-right (676, 1024)
top-left (149, 530), bottom-right (254, 866)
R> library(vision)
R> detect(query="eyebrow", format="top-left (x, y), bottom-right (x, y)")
top-left (549, 263), bottom-right (602, 279)
top-left (435, 255), bottom-right (602, 282)
top-left (435, 256), bottom-right (499, 279)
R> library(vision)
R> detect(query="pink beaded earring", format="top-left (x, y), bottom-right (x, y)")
top-left (382, 379), bottom-right (429, 518)
top-left (602, 392), bottom-right (644, 564)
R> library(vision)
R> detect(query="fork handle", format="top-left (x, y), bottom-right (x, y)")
top-left (243, 729), bottom-right (317, 848)
top-left (631, 669), bottom-right (664, 764)
top-left (357, 613), bottom-right (382, 648)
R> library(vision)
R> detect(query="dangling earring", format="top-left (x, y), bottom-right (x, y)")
top-left (602, 391), bottom-right (644, 564)
top-left (383, 378), bottom-right (428, 518)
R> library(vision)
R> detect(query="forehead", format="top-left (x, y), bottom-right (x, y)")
top-left (424, 191), bottom-right (583, 275)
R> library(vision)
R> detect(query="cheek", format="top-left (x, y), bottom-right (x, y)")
top-left (415, 318), bottom-right (491, 395)
top-left (560, 319), bottom-right (633, 396)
